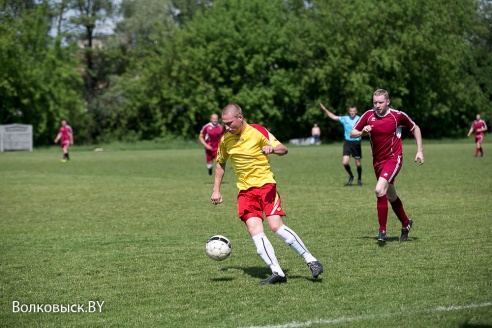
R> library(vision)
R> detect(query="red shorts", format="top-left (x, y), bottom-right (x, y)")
top-left (475, 135), bottom-right (484, 144)
top-left (205, 148), bottom-right (218, 163)
top-left (61, 140), bottom-right (71, 149)
top-left (373, 156), bottom-right (402, 184)
top-left (237, 183), bottom-right (286, 221)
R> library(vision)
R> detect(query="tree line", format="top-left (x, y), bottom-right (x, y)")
top-left (1, 0), bottom-right (491, 146)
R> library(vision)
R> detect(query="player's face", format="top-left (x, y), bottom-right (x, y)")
top-left (222, 113), bottom-right (243, 135)
top-left (373, 95), bottom-right (389, 115)
top-left (349, 108), bottom-right (357, 118)
top-left (210, 114), bottom-right (219, 125)
top-left (476, 114), bottom-right (481, 120)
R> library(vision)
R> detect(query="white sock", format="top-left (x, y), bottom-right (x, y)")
top-left (206, 163), bottom-right (213, 169)
top-left (275, 225), bottom-right (317, 263)
top-left (252, 233), bottom-right (285, 276)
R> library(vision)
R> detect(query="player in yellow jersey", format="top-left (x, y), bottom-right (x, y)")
top-left (211, 104), bottom-right (324, 284)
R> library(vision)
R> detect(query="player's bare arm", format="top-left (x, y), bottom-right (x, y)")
top-left (199, 135), bottom-right (213, 150)
top-left (350, 125), bottom-right (371, 139)
top-left (412, 125), bottom-right (424, 165)
top-left (320, 103), bottom-right (339, 121)
top-left (261, 143), bottom-right (288, 156)
top-left (211, 162), bottom-right (226, 205)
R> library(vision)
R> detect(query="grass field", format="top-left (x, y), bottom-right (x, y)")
top-left (1, 141), bottom-right (491, 328)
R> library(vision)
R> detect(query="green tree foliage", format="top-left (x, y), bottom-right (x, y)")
top-left (0, 1), bottom-right (84, 144)
top-left (1, 0), bottom-right (491, 145)
top-left (120, 0), bottom-right (491, 140)
top-left (465, 0), bottom-right (492, 119)
top-left (301, 0), bottom-right (491, 138)
top-left (86, 0), bottom-right (177, 143)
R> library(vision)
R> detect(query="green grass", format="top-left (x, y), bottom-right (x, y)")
top-left (1, 141), bottom-right (491, 328)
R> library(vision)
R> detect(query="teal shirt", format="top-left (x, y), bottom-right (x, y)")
top-left (339, 115), bottom-right (361, 141)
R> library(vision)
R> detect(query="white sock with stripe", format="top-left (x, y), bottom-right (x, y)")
top-left (275, 225), bottom-right (317, 263)
top-left (252, 232), bottom-right (285, 276)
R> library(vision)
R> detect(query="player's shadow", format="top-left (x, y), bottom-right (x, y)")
top-left (459, 323), bottom-right (492, 328)
top-left (359, 235), bottom-right (419, 247)
top-left (210, 277), bottom-right (234, 282)
top-left (220, 266), bottom-right (275, 279)
top-left (219, 266), bottom-right (323, 283)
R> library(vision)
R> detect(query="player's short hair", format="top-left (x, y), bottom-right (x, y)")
top-left (373, 89), bottom-right (389, 99)
top-left (222, 104), bottom-right (243, 117)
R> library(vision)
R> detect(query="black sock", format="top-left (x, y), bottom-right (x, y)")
top-left (357, 166), bottom-right (362, 180)
top-left (208, 168), bottom-right (212, 175)
top-left (344, 164), bottom-right (353, 177)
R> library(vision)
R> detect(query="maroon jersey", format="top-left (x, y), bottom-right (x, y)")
top-left (199, 123), bottom-right (224, 150)
top-left (57, 125), bottom-right (73, 143)
top-left (471, 119), bottom-right (487, 137)
top-left (354, 109), bottom-right (416, 162)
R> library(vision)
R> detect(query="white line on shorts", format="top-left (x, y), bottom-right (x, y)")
top-left (241, 302), bottom-right (492, 328)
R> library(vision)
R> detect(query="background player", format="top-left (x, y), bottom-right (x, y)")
top-left (320, 103), bottom-right (363, 186)
top-left (54, 120), bottom-right (73, 162)
top-left (350, 89), bottom-right (424, 242)
top-left (211, 104), bottom-right (323, 284)
top-left (467, 114), bottom-right (488, 157)
top-left (199, 113), bottom-right (224, 175)
top-left (311, 123), bottom-right (321, 145)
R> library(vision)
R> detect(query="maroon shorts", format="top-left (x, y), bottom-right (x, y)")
top-left (237, 183), bottom-right (286, 221)
top-left (475, 135), bottom-right (484, 144)
top-left (373, 156), bottom-right (402, 184)
top-left (61, 140), bottom-right (71, 149)
top-left (205, 148), bottom-right (218, 163)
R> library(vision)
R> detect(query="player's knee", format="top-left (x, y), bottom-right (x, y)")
top-left (374, 188), bottom-right (386, 198)
top-left (268, 222), bottom-right (282, 233)
top-left (267, 216), bottom-right (283, 233)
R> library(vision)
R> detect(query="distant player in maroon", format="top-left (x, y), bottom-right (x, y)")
top-left (54, 120), bottom-right (73, 162)
top-left (199, 113), bottom-right (224, 175)
top-left (351, 89), bottom-right (424, 242)
top-left (467, 114), bottom-right (487, 157)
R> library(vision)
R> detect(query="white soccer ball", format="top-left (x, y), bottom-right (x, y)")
top-left (205, 235), bottom-right (232, 261)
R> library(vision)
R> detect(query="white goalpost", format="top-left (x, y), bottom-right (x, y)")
top-left (0, 124), bottom-right (33, 152)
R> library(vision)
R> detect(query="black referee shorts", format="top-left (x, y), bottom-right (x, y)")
top-left (343, 140), bottom-right (362, 159)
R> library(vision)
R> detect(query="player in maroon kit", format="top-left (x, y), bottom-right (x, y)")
top-left (467, 114), bottom-right (488, 157)
top-left (199, 113), bottom-right (224, 175)
top-left (54, 120), bottom-right (73, 162)
top-left (350, 89), bottom-right (424, 242)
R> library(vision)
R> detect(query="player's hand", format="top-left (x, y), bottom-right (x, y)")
top-left (415, 151), bottom-right (424, 166)
top-left (261, 146), bottom-right (275, 155)
top-left (362, 125), bottom-right (372, 135)
top-left (211, 191), bottom-right (223, 205)
top-left (320, 103), bottom-right (327, 111)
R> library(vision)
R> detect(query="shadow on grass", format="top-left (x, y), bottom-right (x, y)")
top-left (219, 266), bottom-right (323, 283)
top-left (360, 236), bottom-right (420, 246)
top-left (459, 323), bottom-right (492, 328)
top-left (211, 277), bottom-right (235, 282)
top-left (220, 266), bottom-right (274, 279)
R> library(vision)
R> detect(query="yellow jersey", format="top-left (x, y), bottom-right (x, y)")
top-left (217, 124), bottom-right (281, 191)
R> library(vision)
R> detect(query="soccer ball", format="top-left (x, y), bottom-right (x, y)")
top-left (205, 235), bottom-right (232, 261)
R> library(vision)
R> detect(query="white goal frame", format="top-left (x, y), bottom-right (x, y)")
top-left (0, 124), bottom-right (33, 152)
